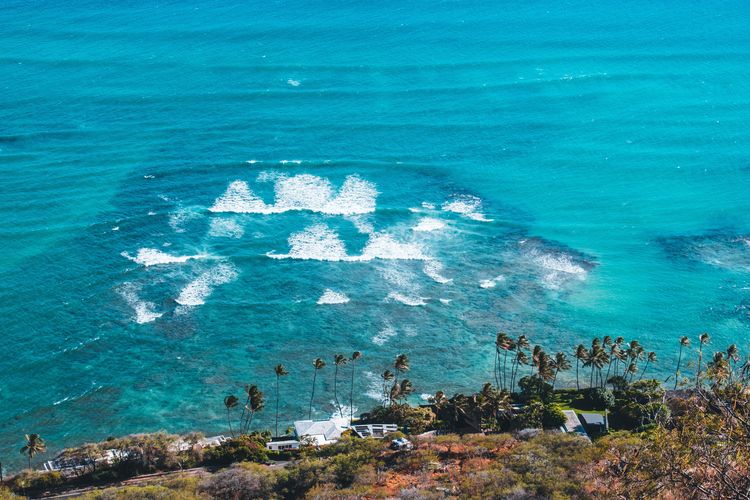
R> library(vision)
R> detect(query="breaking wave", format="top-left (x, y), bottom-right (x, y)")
top-left (412, 217), bottom-right (446, 232)
top-left (442, 194), bottom-right (492, 222)
top-left (121, 248), bottom-right (208, 267)
top-left (209, 174), bottom-right (377, 216)
top-left (317, 289), bottom-right (350, 305)
top-left (175, 263), bottom-right (239, 307)
top-left (118, 282), bottom-right (163, 324)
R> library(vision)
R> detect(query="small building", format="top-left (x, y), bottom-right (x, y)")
top-left (561, 410), bottom-right (591, 441)
top-left (351, 423), bottom-right (398, 439)
top-left (293, 419), bottom-right (345, 447)
top-left (266, 437), bottom-right (301, 452)
top-left (580, 412), bottom-right (607, 432)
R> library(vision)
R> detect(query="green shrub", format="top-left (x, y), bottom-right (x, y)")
top-left (541, 405), bottom-right (567, 429)
top-left (364, 404), bottom-right (435, 434)
top-left (586, 387), bottom-right (615, 410)
top-left (517, 376), bottom-right (554, 403)
top-left (8, 470), bottom-right (64, 494)
top-left (202, 434), bottom-right (268, 466)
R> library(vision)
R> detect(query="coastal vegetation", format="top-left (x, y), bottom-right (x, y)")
top-left (4, 333), bottom-right (750, 498)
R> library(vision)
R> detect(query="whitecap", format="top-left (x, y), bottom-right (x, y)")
top-left (386, 292), bottom-right (427, 306)
top-left (143, 174), bottom-right (155, 179)
top-left (423, 260), bottom-right (452, 284)
top-left (121, 248), bottom-right (207, 267)
top-left (118, 282), bottom-right (163, 324)
top-left (372, 323), bottom-right (398, 345)
top-left (112, 226), bottom-right (120, 231)
top-left (412, 217), bottom-right (446, 232)
top-left (268, 224), bottom-right (349, 261)
top-left (175, 263), bottom-right (238, 307)
top-left (270, 225), bottom-right (427, 262)
top-left (287, 79), bottom-right (301, 87)
top-left (169, 206), bottom-right (202, 233)
top-left (442, 194), bottom-right (493, 222)
top-left (479, 275), bottom-right (505, 289)
top-left (246, 160), bottom-right (260, 164)
top-left (421, 202), bottom-right (436, 210)
top-left (524, 247), bottom-right (587, 290)
top-left (208, 218), bottom-right (244, 239)
top-left (439, 298), bottom-right (452, 305)
top-left (317, 289), bottom-right (350, 305)
top-left (279, 159), bottom-right (302, 164)
top-left (208, 180), bottom-right (270, 213)
top-left (210, 175), bottom-right (377, 216)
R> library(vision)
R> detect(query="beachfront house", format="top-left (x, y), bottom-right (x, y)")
top-left (266, 437), bottom-right (301, 452)
top-left (351, 423), bottom-right (398, 439)
top-left (293, 419), bottom-right (345, 446)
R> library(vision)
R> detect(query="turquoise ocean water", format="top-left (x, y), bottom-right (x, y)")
top-left (2, 0), bottom-right (750, 467)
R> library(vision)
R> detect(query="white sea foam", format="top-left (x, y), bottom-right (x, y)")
top-left (423, 260), bottom-right (452, 284)
top-left (169, 206), bottom-right (202, 233)
top-left (208, 218), bottom-right (244, 239)
top-left (479, 275), bottom-right (505, 289)
top-left (439, 298), bottom-right (452, 305)
top-left (118, 283), bottom-right (163, 324)
top-left (269, 225), bottom-right (427, 262)
top-left (279, 159), bottom-right (302, 164)
top-left (412, 217), bottom-right (446, 232)
top-left (121, 248), bottom-right (207, 267)
top-left (245, 159), bottom-right (260, 164)
top-left (268, 224), bottom-right (349, 261)
top-left (442, 194), bottom-right (492, 221)
top-left (421, 202), bottom-right (436, 210)
top-left (386, 292), bottom-right (427, 306)
top-left (363, 371), bottom-right (385, 401)
top-left (143, 174), bottom-right (155, 179)
top-left (347, 215), bottom-right (374, 234)
top-left (209, 175), bottom-right (378, 216)
top-left (175, 263), bottom-right (238, 307)
top-left (317, 289), bottom-right (350, 305)
top-left (420, 393), bottom-right (433, 401)
top-left (525, 248), bottom-right (587, 290)
top-left (287, 79), bottom-right (301, 87)
top-left (208, 180), bottom-right (270, 213)
top-left (372, 323), bottom-right (398, 345)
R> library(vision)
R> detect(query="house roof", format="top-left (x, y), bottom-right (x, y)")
top-left (294, 419), bottom-right (342, 441)
top-left (580, 413), bottom-right (606, 426)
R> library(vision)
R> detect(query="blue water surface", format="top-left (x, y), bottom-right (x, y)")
top-left (1, 0), bottom-right (750, 468)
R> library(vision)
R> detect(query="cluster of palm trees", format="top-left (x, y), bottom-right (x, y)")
top-left (224, 351), bottom-right (363, 439)
top-left (493, 333), bottom-right (573, 392)
top-left (379, 354), bottom-right (413, 406)
top-left (691, 334), bottom-right (750, 388)
top-left (494, 333), bottom-right (660, 392)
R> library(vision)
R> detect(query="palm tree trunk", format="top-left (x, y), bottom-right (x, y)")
top-left (309, 370), bottom-right (317, 419)
top-left (605, 361), bottom-right (612, 387)
top-left (502, 351), bottom-right (509, 391)
top-left (227, 409), bottom-right (234, 438)
top-left (674, 347), bottom-right (683, 390)
top-left (275, 375), bottom-right (280, 437)
top-left (696, 347), bottom-right (703, 387)
top-left (638, 360), bottom-right (650, 381)
top-left (575, 359), bottom-right (580, 391)
top-left (589, 366), bottom-right (594, 389)
top-left (494, 349), bottom-right (499, 389)
top-left (350, 360), bottom-right (356, 426)
top-left (334, 365), bottom-right (341, 418)
top-left (552, 368), bottom-right (559, 390)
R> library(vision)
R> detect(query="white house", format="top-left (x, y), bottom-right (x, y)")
top-left (293, 419), bottom-right (345, 447)
top-left (351, 423), bottom-right (398, 439)
top-left (266, 438), bottom-right (301, 452)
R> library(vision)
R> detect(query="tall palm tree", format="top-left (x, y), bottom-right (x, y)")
top-left (349, 351), bottom-right (361, 426)
top-left (274, 364), bottom-right (289, 436)
top-left (332, 354), bottom-right (348, 418)
top-left (674, 336), bottom-right (690, 389)
top-left (381, 369), bottom-right (394, 406)
top-left (393, 354), bottom-right (410, 386)
top-left (309, 358), bottom-right (326, 419)
top-left (625, 362), bottom-right (638, 383)
top-left (223, 395), bottom-right (239, 437)
top-left (510, 350), bottom-right (529, 391)
top-left (537, 352), bottom-right (555, 382)
top-left (552, 352), bottom-right (571, 389)
top-left (638, 352), bottom-right (657, 381)
top-left (495, 332), bottom-right (510, 390)
top-left (242, 385), bottom-right (264, 433)
top-left (696, 333), bottom-right (710, 387)
top-left (708, 351), bottom-right (730, 385)
top-left (20, 434), bottom-right (46, 470)
top-left (574, 345), bottom-right (588, 391)
top-left (510, 335), bottom-right (530, 391)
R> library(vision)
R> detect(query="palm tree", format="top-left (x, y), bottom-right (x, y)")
top-left (393, 354), bottom-right (410, 385)
top-left (20, 434), bottom-right (46, 470)
top-left (349, 351), bottom-right (361, 426)
top-left (510, 350), bottom-right (529, 391)
top-left (510, 335), bottom-right (530, 391)
top-left (495, 332), bottom-right (510, 389)
top-left (381, 369), bottom-right (394, 406)
top-left (552, 352), bottom-right (571, 389)
top-left (333, 354), bottom-right (348, 418)
top-left (696, 333), bottom-right (710, 387)
top-left (309, 358), bottom-right (326, 419)
top-left (625, 362), bottom-right (638, 382)
top-left (537, 352), bottom-right (556, 382)
top-left (674, 336), bottom-right (690, 389)
top-left (726, 344), bottom-right (739, 383)
top-left (708, 351), bottom-right (730, 385)
top-left (574, 345), bottom-right (588, 390)
top-left (274, 364), bottom-right (289, 436)
top-left (638, 352), bottom-right (657, 381)
top-left (242, 385), bottom-right (264, 433)
top-left (223, 395), bottom-right (239, 437)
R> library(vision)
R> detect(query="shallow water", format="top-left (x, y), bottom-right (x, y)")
top-left (2, 0), bottom-right (750, 468)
